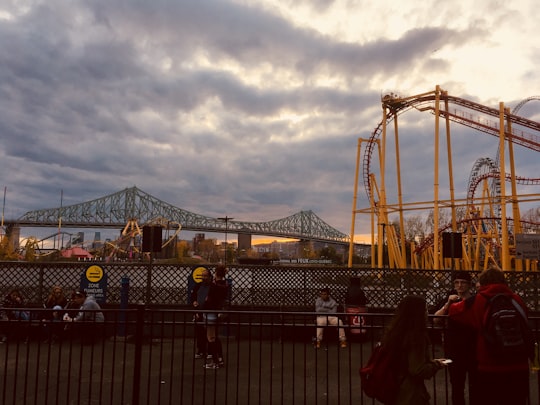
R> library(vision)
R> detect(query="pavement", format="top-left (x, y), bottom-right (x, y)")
top-left (0, 324), bottom-right (538, 405)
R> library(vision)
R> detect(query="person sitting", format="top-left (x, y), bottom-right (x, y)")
top-left (315, 287), bottom-right (347, 348)
top-left (41, 286), bottom-right (69, 342)
top-left (1, 289), bottom-right (30, 342)
top-left (2, 289), bottom-right (30, 321)
top-left (44, 286), bottom-right (68, 311)
top-left (64, 290), bottom-right (82, 319)
top-left (63, 290), bottom-right (105, 343)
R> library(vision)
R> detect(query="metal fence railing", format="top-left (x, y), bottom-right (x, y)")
top-left (1, 262), bottom-right (540, 312)
top-left (0, 308), bottom-right (539, 405)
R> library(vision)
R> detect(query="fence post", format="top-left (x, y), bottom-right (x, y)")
top-left (118, 276), bottom-right (129, 337)
top-left (145, 255), bottom-right (153, 304)
top-left (131, 304), bottom-right (145, 405)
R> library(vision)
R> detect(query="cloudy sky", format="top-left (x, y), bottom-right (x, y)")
top-left (1, 0), bottom-right (539, 244)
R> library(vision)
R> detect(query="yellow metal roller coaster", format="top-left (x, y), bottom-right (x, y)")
top-left (7, 217), bottom-right (181, 261)
top-left (349, 85), bottom-right (540, 271)
top-left (102, 217), bottom-right (182, 261)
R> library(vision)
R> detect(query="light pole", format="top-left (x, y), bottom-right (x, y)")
top-left (218, 216), bottom-right (233, 264)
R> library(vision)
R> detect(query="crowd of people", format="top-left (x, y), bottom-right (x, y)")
top-left (379, 266), bottom-right (532, 405)
top-left (0, 265), bottom-right (535, 404)
top-left (0, 286), bottom-right (104, 344)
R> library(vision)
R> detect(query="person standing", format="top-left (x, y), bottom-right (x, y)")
top-left (205, 265), bottom-right (229, 369)
top-left (191, 268), bottom-right (228, 369)
top-left (382, 295), bottom-right (447, 405)
top-left (449, 267), bottom-right (530, 405)
top-left (434, 271), bottom-right (476, 405)
top-left (315, 287), bottom-right (347, 348)
top-left (191, 269), bottom-right (212, 361)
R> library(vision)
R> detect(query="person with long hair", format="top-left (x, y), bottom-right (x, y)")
top-left (381, 295), bottom-right (447, 405)
top-left (45, 286), bottom-right (68, 310)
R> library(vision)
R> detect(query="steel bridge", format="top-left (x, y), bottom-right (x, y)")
top-left (10, 186), bottom-right (349, 244)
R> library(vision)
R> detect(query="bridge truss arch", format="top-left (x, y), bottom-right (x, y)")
top-left (14, 187), bottom-right (349, 244)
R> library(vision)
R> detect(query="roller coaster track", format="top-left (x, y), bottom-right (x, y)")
top-left (468, 171), bottom-right (540, 207)
top-left (414, 217), bottom-right (540, 255)
top-left (355, 88), bottom-right (540, 270)
top-left (467, 158), bottom-right (500, 207)
top-left (363, 91), bottom-right (540, 200)
top-left (513, 96), bottom-right (540, 115)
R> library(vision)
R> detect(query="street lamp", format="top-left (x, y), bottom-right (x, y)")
top-left (218, 216), bottom-right (233, 264)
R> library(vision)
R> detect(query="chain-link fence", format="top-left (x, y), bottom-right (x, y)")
top-left (1, 262), bottom-right (539, 312)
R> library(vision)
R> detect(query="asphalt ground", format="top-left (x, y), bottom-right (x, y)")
top-left (0, 312), bottom-right (538, 405)
top-left (1, 328), bottom-right (539, 405)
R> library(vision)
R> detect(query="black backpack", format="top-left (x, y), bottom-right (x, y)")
top-left (482, 293), bottom-right (535, 362)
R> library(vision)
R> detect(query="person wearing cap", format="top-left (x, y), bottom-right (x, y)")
top-left (434, 271), bottom-right (476, 405)
top-left (67, 290), bottom-right (105, 323)
top-left (64, 290), bottom-right (104, 343)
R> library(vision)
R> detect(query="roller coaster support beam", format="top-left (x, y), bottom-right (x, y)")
top-left (433, 86), bottom-right (442, 270)
top-left (444, 90), bottom-right (459, 270)
top-left (444, 91), bottom-right (458, 233)
top-left (505, 107), bottom-right (523, 270)
top-left (499, 102), bottom-right (510, 270)
top-left (348, 138), bottom-right (362, 268)
top-left (378, 105), bottom-right (390, 268)
top-left (349, 138), bottom-right (382, 268)
top-left (393, 110), bottom-right (407, 268)
top-left (369, 173), bottom-right (379, 267)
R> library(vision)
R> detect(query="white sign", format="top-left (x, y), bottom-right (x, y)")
top-left (515, 234), bottom-right (540, 260)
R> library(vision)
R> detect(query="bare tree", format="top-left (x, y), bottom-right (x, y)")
top-left (521, 206), bottom-right (540, 233)
top-left (197, 239), bottom-right (218, 261)
top-left (403, 215), bottom-right (427, 242)
top-left (425, 208), bottom-right (452, 234)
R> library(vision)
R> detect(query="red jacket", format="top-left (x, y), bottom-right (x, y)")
top-left (448, 283), bottom-right (530, 373)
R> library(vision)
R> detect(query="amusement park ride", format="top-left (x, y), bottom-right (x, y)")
top-left (349, 85), bottom-right (540, 271)
top-left (13, 217), bottom-right (181, 261)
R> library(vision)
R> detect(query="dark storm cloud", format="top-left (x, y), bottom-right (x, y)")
top-left (0, 0), bottom-right (534, 241)
top-left (82, 0), bottom-right (471, 79)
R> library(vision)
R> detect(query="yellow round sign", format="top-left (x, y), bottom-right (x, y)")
top-left (192, 266), bottom-right (208, 283)
top-left (86, 265), bottom-right (104, 283)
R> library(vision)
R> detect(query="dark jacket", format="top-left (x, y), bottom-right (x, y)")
top-left (392, 337), bottom-right (440, 405)
top-left (1, 293), bottom-right (28, 320)
top-left (190, 281), bottom-right (228, 311)
top-left (435, 291), bottom-right (476, 365)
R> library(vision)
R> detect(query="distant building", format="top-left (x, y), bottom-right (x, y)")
top-left (254, 240), bottom-right (298, 258)
top-left (192, 233), bottom-right (205, 252)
